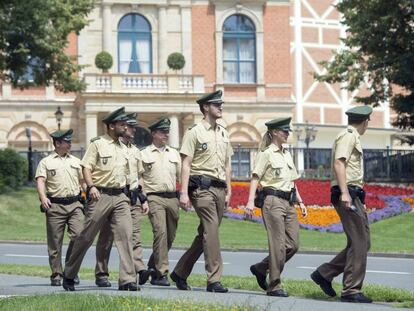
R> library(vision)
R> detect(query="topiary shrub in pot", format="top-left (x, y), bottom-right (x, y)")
top-left (167, 52), bottom-right (185, 72)
top-left (95, 51), bottom-right (113, 73)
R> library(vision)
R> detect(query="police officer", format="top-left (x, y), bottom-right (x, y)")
top-left (245, 117), bottom-right (307, 297)
top-left (94, 113), bottom-right (151, 288)
top-left (35, 129), bottom-right (84, 286)
top-left (311, 106), bottom-right (373, 303)
top-left (63, 107), bottom-right (137, 291)
top-left (170, 90), bottom-right (233, 293)
top-left (140, 118), bottom-right (181, 286)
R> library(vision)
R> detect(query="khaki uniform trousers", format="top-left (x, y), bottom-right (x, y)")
top-left (173, 186), bottom-right (226, 285)
top-left (147, 195), bottom-right (180, 277)
top-left (317, 197), bottom-right (370, 295)
top-left (64, 193), bottom-right (136, 286)
top-left (253, 195), bottom-right (299, 292)
top-left (95, 203), bottom-right (146, 280)
top-left (46, 202), bottom-right (83, 281)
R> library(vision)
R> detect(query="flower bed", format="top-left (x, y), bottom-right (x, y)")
top-left (225, 180), bottom-right (414, 233)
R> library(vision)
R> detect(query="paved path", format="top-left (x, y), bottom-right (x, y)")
top-left (0, 274), bottom-right (410, 311)
top-left (0, 243), bottom-right (413, 291)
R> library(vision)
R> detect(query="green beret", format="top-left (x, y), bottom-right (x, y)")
top-left (196, 90), bottom-right (223, 105)
top-left (345, 106), bottom-right (373, 121)
top-left (265, 117), bottom-right (292, 131)
top-left (102, 107), bottom-right (129, 124)
top-left (50, 129), bottom-right (73, 141)
top-left (126, 112), bottom-right (138, 126)
top-left (148, 118), bottom-right (171, 131)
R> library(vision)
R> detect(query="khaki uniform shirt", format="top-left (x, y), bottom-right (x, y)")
top-left (81, 134), bottom-right (129, 188)
top-left (123, 142), bottom-right (144, 190)
top-left (35, 151), bottom-right (82, 197)
top-left (331, 126), bottom-right (364, 188)
top-left (252, 143), bottom-right (299, 192)
top-left (180, 120), bottom-right (233, 181)
top-left (141, 144), bottom-right (181, 193)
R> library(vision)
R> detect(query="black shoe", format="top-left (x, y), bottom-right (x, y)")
top-left (267, 289), bottom-right (289, 297)
top-left (170, 271), bottom-right (191, 290)
top-left (62, 277), bottom-right (75, 291)
top-left (310, 270), bottom-right (336, 297)
top-left (118, 282), bottom-right (139, 291)
top-left (341, 293), bottom-right (373, 303)
top-left (250, 265), bottom-right (268, 291)
top-left (95, 278), bottom-right (112, 287)
top-left (151, 275), bottom-right (170, 286)
top-left (206, 282), bottom-right (228, 293)
top-left (74, 275), bottom-right (80, 285)
top-left (51, 279), bottom-right (61, 286)
top-left (138, 269), bottom-right (153, 285)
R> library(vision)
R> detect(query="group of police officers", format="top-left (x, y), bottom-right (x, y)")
top-left (35, 90), bottom-right (373, 303)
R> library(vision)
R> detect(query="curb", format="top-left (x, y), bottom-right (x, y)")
top-left (1, 240), bottom-right (413, 259)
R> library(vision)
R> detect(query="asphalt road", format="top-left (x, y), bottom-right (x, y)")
top-left (0, 243), bottom-right (413, 291)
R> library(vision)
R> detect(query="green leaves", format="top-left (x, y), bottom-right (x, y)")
top-left (0, 0), bottom-right (95, 93)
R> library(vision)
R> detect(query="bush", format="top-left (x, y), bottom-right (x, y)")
top-left (0, 149), bottom-right (28, 193)
top-left (167, 52), bottom-right (185, 71)
top-left (95, 51), bottom-right (113, 72)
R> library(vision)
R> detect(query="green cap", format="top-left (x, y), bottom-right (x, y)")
top-left (148, 118), bottom-right (171, 131)
top-left (196, 90), bottom-right (224, 105)
top-left (126, 113), bottom-right (138, 126)
top-left (50, 129), bottom-right (73, 141)
top-left (102, 107), bottom-right (129, 124)
top-left (265, 117), bottom-right (292, 131)
top-left (345, 105), bottom-right (373, 121)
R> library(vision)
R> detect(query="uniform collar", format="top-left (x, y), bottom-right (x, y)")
top-left (201, 119), bottom-right (216, 131)
top-left (149, 143), bottom-right (169, 152)
top-left (347, 125), bottom-right (360, 139)
top-left (103, 133), bottom-right (120, 144)
top-left (52, 151), bottom-right (69, 158)
top-left (270, 143), bottom-right (287, 153)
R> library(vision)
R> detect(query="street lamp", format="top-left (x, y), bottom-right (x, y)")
top-left (25, 127), bottom-right (33, 182)
top-left (55, 106), bottom-right (64, 130)
top-left (294, 121), bottom-right (318, 170)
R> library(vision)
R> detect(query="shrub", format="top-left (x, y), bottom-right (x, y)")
top-left (0, 149), bottom-right (28, 193)
top-left (95, 51), bottom-right (113, 72)
top-left (167, 52), bottom-right (185, 71)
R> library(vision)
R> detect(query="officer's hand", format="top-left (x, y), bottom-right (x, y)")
top-left (340, 192), bottom-right (352, 210)
top-left (141, 201), bottom-right (149, 215)
top-left (244, 201), bottom-right (255, 216)
top-left (225, 193), bottom-right (231, 209)
top-left (179, 193), bottom-right (191, 211)
top-left (40, 197), bottom-right (51, 210)
top-left (89, 187), bottom-right (101, 202)
top-left (299, 202), bottom-right (308, 217)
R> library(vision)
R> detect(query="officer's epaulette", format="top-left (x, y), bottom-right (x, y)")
top-left (347, 128), bottom-right (353, 133)
top-left (218, 123), bottom-right (227, 129)
top-left (90, 136), bottom-right (101, 142)
top-left (187, 124), bottom-right (197, 130)
top-left (139, 146), bottom-right (148, 151)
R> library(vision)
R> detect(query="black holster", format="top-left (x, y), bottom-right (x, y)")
top-left (129, 188), bottom-right (138, 206)
top-left (254, 189), bottom-right (266, 208)
top-left (289, 188), bottom-right (297, 205)
top-left (136, 185), bottom-right (147, 204)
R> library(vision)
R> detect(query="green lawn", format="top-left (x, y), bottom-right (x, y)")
top-left (0, 264), bottom-right (413, 305)
top-left (0, 188), bottom-right (413, 253)
top-left (0, 293), bottom-right (255, 311)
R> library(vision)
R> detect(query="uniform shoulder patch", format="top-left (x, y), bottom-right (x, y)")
top-left (90, 136), bottom-right (101, 142)
top-left (187, 124), bottom-right (197, 130)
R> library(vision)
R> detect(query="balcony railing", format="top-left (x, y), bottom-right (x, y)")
top-left (84, 73), bottom-right (204, 94)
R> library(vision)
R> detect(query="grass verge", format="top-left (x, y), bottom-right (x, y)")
top-left (0, 264), bottom-right (413, 305)
top-left (1, 188), bottom-right (413, 253)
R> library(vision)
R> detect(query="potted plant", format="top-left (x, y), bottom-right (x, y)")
top-left (167, 52), bottom-right (185, 73)
top-left (95, 51), bottom-right (113, 73)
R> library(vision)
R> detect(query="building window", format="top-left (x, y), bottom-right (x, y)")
top-left (118, 13), bottom-right (152, 74)
top-left (231, 146), bottom-right (252, 179)
top-left (223, 14), bottom-right (256, 83)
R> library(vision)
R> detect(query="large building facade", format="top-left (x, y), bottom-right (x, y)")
top-left (0, 0), bottom-right (404, 176)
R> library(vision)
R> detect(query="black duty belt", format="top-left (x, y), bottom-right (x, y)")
top-left (97, 187), bottom-right (126, 195)
top-left (48, 195), bottom-right (80, 205)
top-left (147, 192), bottom-right (178, 199)
top-left (262, 188), bottom-right (291, 201)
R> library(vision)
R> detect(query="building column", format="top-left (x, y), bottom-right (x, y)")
top-left (102, 3), bottom-right (112, 53)
top-left (169, 114), bottom-right (180, 148)
top-left (158, 6), bottom-right (168, 73)
top-left (256, 31), bottom-right (265, 100)
top-left (85, 113), bottom-right (98, 147)
top-left (181, 6), bottom-right (192, 74)
top-left (294, 0), bottom-right (303, 123)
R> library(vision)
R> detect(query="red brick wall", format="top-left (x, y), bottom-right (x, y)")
top-left (303, 106), bottom-right (320, 123)
top-left (324, 107), bottom-right (342, 124)
top-left (192, 5), bottom-right (216, 86)
top-left (224, 86), bottom-right (256, 97)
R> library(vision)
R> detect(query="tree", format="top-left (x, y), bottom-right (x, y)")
top-left (315, 0), bottom-right (414, 143)
top-left (0, 0), bottom-right (95, 93)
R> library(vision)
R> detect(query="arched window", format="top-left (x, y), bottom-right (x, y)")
top-left (223, 14), bottom-right (256, 83)
top-left (118, 13), bottom-right (152, 73)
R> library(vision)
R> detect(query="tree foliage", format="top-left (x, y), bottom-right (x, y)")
top-left (0, 0), bottom-right (95, 93)
top-left (315, 0), bottom-right (414, 141)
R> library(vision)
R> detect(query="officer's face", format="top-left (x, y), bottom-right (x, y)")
top-left (125, 125), bottom-right (136, 140)
top-left (274, 129), bottom-right (289, 144)
top-left (56, 139), bottom-right (71, 153)
top-left (112, 121), bottom-right (128, 137)
top-left (208, 102), bottom-right (223, 118)
top-left (152, 129), bottom-right (169, 146)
